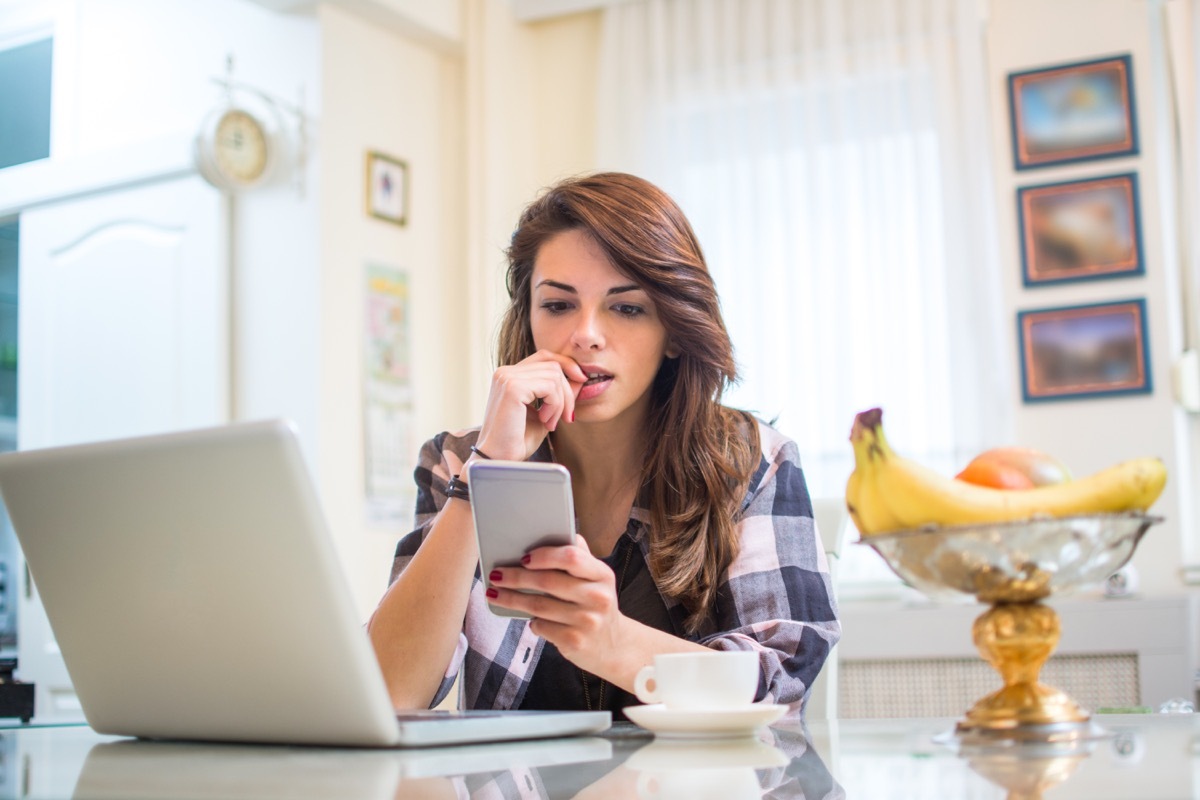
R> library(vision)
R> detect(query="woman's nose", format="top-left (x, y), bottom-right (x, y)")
top-left (570, 310), bottom-right (604, 350)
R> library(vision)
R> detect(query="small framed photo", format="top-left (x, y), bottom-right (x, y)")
top-left (1017, 172), bottom-right (1143, 286)
top-left (1017, 299), bottom-right (1151, 402)
top-left (1008, 55), bottom-right (1138, 170)
top-left (365, 151), bottom-right (408, 227)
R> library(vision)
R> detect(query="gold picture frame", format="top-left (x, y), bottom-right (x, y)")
top-left (365, 151), bottom-right (409, 227)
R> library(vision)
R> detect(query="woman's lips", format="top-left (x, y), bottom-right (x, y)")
top-left (576, 372), bottom-right (613, 401)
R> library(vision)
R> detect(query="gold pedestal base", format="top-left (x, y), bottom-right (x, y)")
top-left (954, 602), bottom-right (1091, 740)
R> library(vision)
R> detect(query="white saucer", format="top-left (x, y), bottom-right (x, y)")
top-left (624, 703), bottom-right (788, 739)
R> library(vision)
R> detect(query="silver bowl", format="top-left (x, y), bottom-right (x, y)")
top-left (859, 512), bottom-right (1160, 604)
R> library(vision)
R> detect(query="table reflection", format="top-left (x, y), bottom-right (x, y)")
top-left (574, 722), bottom-right (842, 800)
top-left (60, 721), bottom-right (846, 800)
top-left (957, 737), bottom-right (1099, 800)
top-left (834, 715), bottom-right (1198, 799)
top-left (0, 712), bottom-right (1188, 799)
top-left (71, 735), bottom-right (617, 799)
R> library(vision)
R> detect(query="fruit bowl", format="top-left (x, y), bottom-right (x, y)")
top-left (859, 512), bottom-right (1162, 742)
top-left (861, 512), bottom-right (1159, 604)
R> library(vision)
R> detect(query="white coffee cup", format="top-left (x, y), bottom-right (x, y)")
top-left (633, 651), bottom-right (758, 710)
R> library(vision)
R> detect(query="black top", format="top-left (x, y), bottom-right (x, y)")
top-left (518, 530), bottom-right (673, 720)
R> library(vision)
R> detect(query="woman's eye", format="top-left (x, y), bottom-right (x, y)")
top-left (614, 304), bottom-right (645, 317)
top-left (539, 301), bottom-right (572, 315)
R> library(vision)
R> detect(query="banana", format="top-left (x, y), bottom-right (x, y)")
top-left (846, 408), bottom-right (1167, 535)
top-left (845, 417), bottom-right (903, 535)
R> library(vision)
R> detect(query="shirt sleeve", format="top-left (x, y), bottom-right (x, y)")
top-left (388, 430), bottom-right (550, 713)
top-left (697, 426), bottom-right (841, 710)
top-left (388, 431), bottom-right (474, 708)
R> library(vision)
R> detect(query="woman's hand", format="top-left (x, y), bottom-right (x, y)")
top-left (485, 539), bottom-right (627, 678)
top-left (476, 351), bottom-right (588, 461)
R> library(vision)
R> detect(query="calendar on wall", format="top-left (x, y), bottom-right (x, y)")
top-left (363, 263), bottom-right (414, 525)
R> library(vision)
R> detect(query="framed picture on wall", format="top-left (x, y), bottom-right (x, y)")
top-left (1017, 172), bottom-right (1143, 286)
top-left (1008, 54), bottom-right (1138, 170)
top-left (365, 151), bottom-right (409, 227)
top-left (1017, 299), bottom-right (1151, 402)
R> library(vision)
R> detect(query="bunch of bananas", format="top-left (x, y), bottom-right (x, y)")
top-left (846, 408), bottom-right (1168, 536)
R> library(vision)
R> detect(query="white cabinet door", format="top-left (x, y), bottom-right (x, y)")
top-left (16, 175), bottom-right (228, 721)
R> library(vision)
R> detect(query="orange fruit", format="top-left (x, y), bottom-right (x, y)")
top-left (955, 459), bottom-right (1036, 489)
top-left (956, 447), bottom-right (1072, 490)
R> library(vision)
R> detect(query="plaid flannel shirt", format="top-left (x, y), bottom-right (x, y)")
top-left (389, 418), bottom-right (841, 713)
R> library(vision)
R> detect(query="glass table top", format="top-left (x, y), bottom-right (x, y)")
top-left (0, 713), bottom-right (1194, 799)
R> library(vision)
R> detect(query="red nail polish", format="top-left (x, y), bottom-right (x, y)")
top-left (486, 588), bottom-right (499, 599)
top-left (521, 554), bottom-right (532, 564)
top-left (489, 570), bottom-right (502, 582)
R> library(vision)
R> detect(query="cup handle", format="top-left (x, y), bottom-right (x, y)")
top-left (633, 665), bottom-right (659, 704)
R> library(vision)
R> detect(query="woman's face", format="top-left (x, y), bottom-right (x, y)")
top-left (530, 228), bottom-right (674, 425)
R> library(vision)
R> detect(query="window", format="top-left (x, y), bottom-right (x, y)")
top-left (597, 0), bottom-right (1008, 595)
top-left (0, 36), bottom-right (52, 170)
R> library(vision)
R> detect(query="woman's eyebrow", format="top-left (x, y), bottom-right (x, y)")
top-left (534, 280), bottom-right (643, 296)
top-left (535, 279), bottom-right (576, 293)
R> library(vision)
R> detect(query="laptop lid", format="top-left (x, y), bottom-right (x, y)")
top-left (0, 421), bottom-right (609, 747)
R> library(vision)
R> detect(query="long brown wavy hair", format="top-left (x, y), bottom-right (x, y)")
top-left (499, 172), bottom-right (761, 633)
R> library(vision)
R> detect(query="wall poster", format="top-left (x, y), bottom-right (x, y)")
top-left (364, 263), bottom-right (415, 525)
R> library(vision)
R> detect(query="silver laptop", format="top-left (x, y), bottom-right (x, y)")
top-left (0, 420), bottom-right (609, 747)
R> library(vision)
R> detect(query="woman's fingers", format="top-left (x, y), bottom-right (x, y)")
top-left (540, 350), bottom-right (589, 388)
top-left (485, 542), bottom-right (628, 667)
top-left (484, 585), bottom-right (569, 621)
top-left (486, 545), bottom-right (616, 623)
top-left (523, 542), bottom-right (610, 580)
top-left (494, 354), bottom-right (582, 425)
top-left (526, 352), bottom-right (584, 428)
top-left (478, 354), bottom-right (584, 459)
top-left (492, 562), bottom-right (608, 603)
top-left (485, 582), bottom-right (609, 630)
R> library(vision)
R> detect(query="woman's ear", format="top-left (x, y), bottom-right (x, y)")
top-left (665, 341), bottom-right (681, 359)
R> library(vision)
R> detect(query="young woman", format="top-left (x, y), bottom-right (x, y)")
top-left (367, 172), bottom-right (839, 715)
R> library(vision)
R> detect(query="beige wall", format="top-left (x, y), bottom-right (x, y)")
top-left (461, 4), bottom-right (603, 414)
top-left (529, 13), bottom-right (601, 182)
top-left (986, 0), bottom-right (1190, 594)
top-left (316, 2), bottom-right (602, 618)
top-left (318, 4), bottom-right (467, 615)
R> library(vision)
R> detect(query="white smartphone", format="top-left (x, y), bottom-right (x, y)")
top-left (467, 460), bottom-right (577, 618)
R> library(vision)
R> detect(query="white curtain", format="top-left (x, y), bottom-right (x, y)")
top-left (597, 0), bottom-right (1011, 499)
